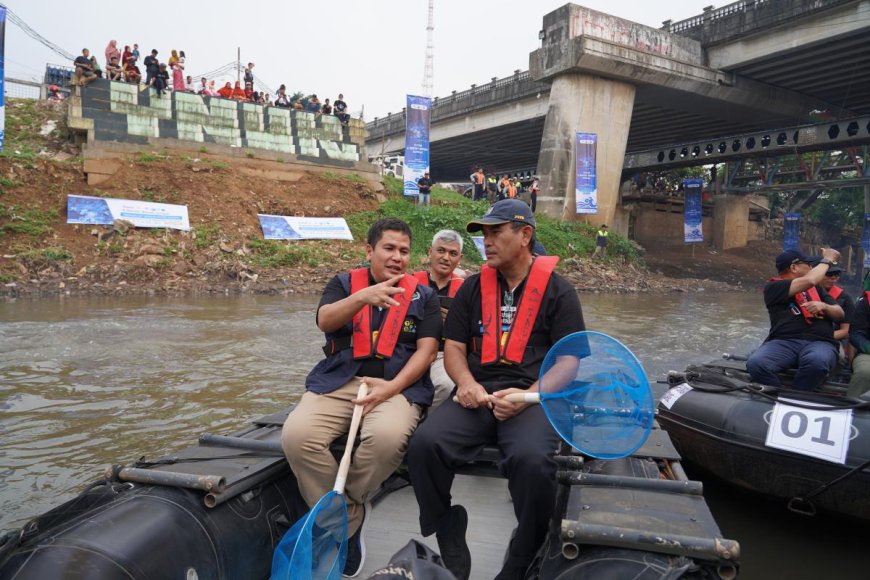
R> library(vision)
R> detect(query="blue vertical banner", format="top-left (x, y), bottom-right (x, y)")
top-left (683, 178), bottom-right (704, 243)
top-left (862, 213), bottom-right (870, 268)
top-left (783, 213), bottom-right (801, 251)
top-left (0, 6), bottom-right (6, 153)
top-left (403, 95), bottom-right (431, 197)
top-left (575, 133), bottom-right (597, 214)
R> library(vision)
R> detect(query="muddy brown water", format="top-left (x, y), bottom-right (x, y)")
top-left (0, 293), bottom-right (864, 578)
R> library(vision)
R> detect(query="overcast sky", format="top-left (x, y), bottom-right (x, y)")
top-left (4, 0), bottom-right (708, 120)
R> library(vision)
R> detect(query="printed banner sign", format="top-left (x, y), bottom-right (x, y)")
top-left (863, 213), bottom-right (870, 269)
top-left (575, 133), bottom-right (597, 214)
top-left (783, 213), bottom-right (801, 251)
top-left (471, 236), bottom-right (487, 261)
top-left (683, 178), bottom-right (704, 243)
top-left (0, 7), bottom-right (6, 153)
top-left (404, 95), bottom-right (431, 197)
top-left (67, 194), bottom-right (190, 230)
top-left (258, 215), bottom-right (353, 240)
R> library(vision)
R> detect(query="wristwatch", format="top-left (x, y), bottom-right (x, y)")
top-left (818, 258), bottom-right (835, 267)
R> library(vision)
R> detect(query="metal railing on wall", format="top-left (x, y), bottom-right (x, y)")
top-left (366, 70), bottom-right (547, 138)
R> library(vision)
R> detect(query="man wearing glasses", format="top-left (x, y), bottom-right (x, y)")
top-left (747, 248), bottom-right (844, 391)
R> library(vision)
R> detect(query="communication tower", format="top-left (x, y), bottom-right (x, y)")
top-left (422, 0), bottom-right (434, 97)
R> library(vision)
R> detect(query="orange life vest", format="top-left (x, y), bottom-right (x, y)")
top-left (507, 183), bottom-right (517, 199)
top-left (413, 271), bottom-right (463, 297)
top-left (480, 256), bottom-right (559, 365)
top-left (770, 277), bottom-right (823, 323)
top-left (350, 268), bottom-right (419, 359)
top-left (474, 172), bottom-right (484, 185)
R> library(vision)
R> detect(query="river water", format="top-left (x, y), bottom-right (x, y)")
top-left (0, 292), bottom-right (864, 578)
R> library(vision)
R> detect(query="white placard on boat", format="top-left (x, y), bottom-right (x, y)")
top-left (258, 215), bottom-right (353, 240)
top-left (471, 236), bottom-right (487, 261)
top-left (659, 383), bottom-right (692, 409)
top-left (67, 194), bottom-right (190, 230)
top-left (765, 398), bottom-right (853, 464)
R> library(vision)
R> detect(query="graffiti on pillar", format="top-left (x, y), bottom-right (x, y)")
top-left (80, 81), bottom-right (361, 165)
top-left (569, 7), bottom-right (703, 63)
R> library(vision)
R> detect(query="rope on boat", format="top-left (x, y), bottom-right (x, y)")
top-left (788, 456), bottom-right (870, 516)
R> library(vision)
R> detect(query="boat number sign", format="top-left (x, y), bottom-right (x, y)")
top-left (765, 398), bottom-right (853, 464)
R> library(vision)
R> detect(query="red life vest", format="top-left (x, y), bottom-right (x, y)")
top-left (480, 256), bottom-right (559, 365)
top-left (350, 268), bottom-right (419, 359)
top-left (413, 271), bottom-right (463, 297)
top-left (770, 277), bottom-right (823, 323)
top-left (828, 285), bottom-right (843, 300)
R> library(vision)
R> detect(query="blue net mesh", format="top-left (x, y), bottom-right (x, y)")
top-left (271, 491), bottom-right (348, 580)
top-left (538, 331), bottom-right (654, 459)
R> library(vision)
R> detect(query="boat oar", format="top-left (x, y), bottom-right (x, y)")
top-left (455, 331), bottom-right (654, 459)
top-left (270, 382), bottom-right (368, 580)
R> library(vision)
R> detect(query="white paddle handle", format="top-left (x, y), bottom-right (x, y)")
top-left (452, 392), bottom-right (541, 405)
top-left (334, 382), bottom-right (368, 494)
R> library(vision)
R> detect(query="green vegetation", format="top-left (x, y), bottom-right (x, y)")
top-left (247, 238), bottom-right (364, 268)
top-left (134, 151), bottom-right (162, 164)
top-left (344, 177), bottom-right (640, 268)
top-left (16, 246), bottom-right (73, 268)
top-left (245, 151), bottom-right (255, 159)
top-left (193, 224), bottom-right (221, 248)
top-left (206, 159), bottom-right (229, 170)
top-left (199, 146), bottom-right (209, 154)
top-left (0, 206), bottom-right (57, 237)
top-left (0, 177), bottom-right (20, 195)
top-left (0, 99), bottom-right (57, 162)
top-left (322, 171), bottom-right (366, 184)
top-left (0, 273), bottom-right (16, 283)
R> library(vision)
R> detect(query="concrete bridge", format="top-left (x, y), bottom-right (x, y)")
top-left (366, 0), bottom-right (870, 234)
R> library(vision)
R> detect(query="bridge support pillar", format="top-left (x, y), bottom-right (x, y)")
top-left (536, 73), bottom-right (635, 232)
top-left (712, 193), bottom-right (749, 250)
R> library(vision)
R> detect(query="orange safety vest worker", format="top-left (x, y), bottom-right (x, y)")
top-left (350, 268), bottom-right (419, 359)
top-left (506, 182), bottom-right (517, 199)
top-left (413, 271), bottom-right (464, 297)
top-left (474, 171), bottom-right (484, 185)
top-left (479, 256), bottom-right (559, 365)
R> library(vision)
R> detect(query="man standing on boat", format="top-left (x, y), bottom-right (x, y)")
top-left (413, 229), bottom-right (467, 408)
top-left (281, 218), bottom-right (441, 577)
top-left (406, 199), bottom-right (586, 580)
top-left (746, 248), bottom-right (844, 391)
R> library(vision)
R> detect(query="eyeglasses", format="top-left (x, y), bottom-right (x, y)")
top-left (825, 272), bottom-right (840, 277)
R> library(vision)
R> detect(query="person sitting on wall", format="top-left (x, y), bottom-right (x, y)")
top-left (275, 85), bottom-right (291, 108)
top-left (232, 81), bottom-right (247, 101)
top-left (73, 49), bottom-right (98, 87)
top-left (106, 55), bottom-right (123, 82)
top-left (746, 248), bottom-right (844, 391)
top-left (334, 93), bottom-right (349, 125)
top-left (217, 82), bottom-right (233, 99)
top-left (321, 98), bottom-right (333, 115)
top-left (143, 49), bottom-right (159, 87)
top-left (154, 63), bottom-right (170, 96)
top-left (244, 82), bottom-right (254, 102)
top-left (124, 62), bottom-right (142, 84)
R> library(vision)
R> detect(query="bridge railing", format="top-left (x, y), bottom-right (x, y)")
top-left (665, 0), bottom-right (768, 34)
top-left (366, 70), bottom-right (547, 139)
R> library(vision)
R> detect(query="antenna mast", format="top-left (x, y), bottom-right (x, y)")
top-left (422, 0), bottom-right (434, 97)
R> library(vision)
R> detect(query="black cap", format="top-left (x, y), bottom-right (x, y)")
top-left (466, 199), bottom-right (535, 232)
top-left (775, 249), bottom-right (817, 272)
top-left (810, 257), bottom-right (842, 275)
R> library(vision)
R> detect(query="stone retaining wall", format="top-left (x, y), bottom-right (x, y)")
top-left (68, 79), bottom-right (368, 168)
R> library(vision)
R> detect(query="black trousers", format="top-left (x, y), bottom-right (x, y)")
top-left (407, 399), bottom-right (560, 568)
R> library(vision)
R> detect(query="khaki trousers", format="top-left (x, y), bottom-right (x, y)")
top-left (429, 352), bottom-right (456, 409)
top-left (848, 353), bottom-right (870, 398)
top-left (281, 378), bottom-right (422, 534)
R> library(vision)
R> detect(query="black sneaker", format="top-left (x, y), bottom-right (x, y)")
top-left (343, 502), bottom-right (369, 578)
top-left (436, 505), bottom-right (471, 580)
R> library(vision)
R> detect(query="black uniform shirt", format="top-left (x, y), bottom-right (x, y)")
top-left (444, 266), bottom-right (585, 392)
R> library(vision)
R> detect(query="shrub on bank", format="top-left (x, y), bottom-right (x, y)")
top-left (346, 176), bottom-right (642, 268)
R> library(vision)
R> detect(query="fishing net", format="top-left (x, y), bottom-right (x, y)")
top-left (538, 331), bottom-right (654, 459)
top-left (270, 491), bottom-right (347, 580)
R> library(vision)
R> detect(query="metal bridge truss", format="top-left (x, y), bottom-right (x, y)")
top-left (624, 114), bottom-right (870, 177)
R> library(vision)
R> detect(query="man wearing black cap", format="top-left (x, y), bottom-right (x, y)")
top-left (746, 247), bottom-right (844, 391)
top-left (406, 199), bottom-right (586, 580)
top-left (816, 261), bottom-right (854, 347)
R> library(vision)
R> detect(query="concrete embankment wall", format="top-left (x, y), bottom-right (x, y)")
top-left (67, 79), bottom-right (377, 184)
